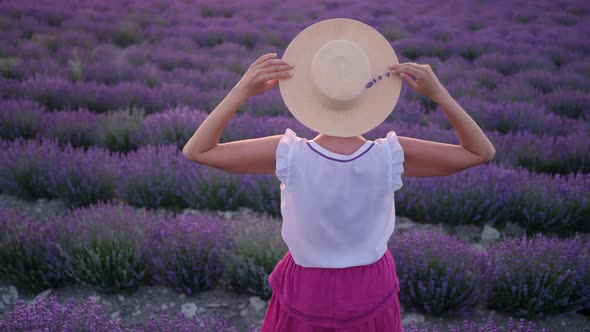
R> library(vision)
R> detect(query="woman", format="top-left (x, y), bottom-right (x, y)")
top-left (182, 21), bottom-right (495, 332)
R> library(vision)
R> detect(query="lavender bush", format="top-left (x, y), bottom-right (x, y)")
top-left (575, 238), bottom-right (590, 315)
top-left (0, 207), bottom-right (70, 294)
top-left (0, 56), bottom-right (21, 80)
top-left (138, 106), bottom-right (208, 150)
top-left (54, 202), bottom-right (155, 292)
top-left (542, 88), bottom-right (590, 119)
top-left (0, 137), bottom-right (61, 200)
top-left (473, 52), bottom-right (555, 76)
top-left (117, 144), bottom-right (186, 209)
top-left (389, 228), bottom-right (490, 316)
top-left (240, 174), bottom-right (281, 217)
top-left (490, 78), bottom-right (544, 103)
top-left (0, 293), bottom-right (238, 331)
top-left (196, 67), bottom-right (242, 91)
top-left (506, 171), bottom-right (589, 234)
top-left (41, 109), bottom-right (101, 149)
top-left (97, 107), bottom-right (146, 152)
top-left (405, 316), bottom-right (547, 332)
top-left (0, 294), bottom-right (123, 331)
top-left (440, 78), bottom-right (486, 103)
top-left (219, 219), bottom-right (287, 300)
top-left (487, 233), bottom-right (590, 318)
top-left (146, 213), bottom-right (231, 295)
top-left (52, 143), bottom-right (120, 208)
top-left (177, 164), bottom-right (245, 212)
top-left (0, 99), bottom-right (44, 140)
top-left (145, 311), bottom-right (238, 332)
top-left (244, 88), bottom-right (289, 117)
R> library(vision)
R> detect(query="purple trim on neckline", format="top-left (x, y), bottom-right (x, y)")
top-left (306, 142), bottom-right (375, 162)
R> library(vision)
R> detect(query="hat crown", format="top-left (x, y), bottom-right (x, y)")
top-left (311, 39), bottom-right (371, 107)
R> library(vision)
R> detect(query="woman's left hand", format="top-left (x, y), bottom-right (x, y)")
top-left (234, 53), bottom-right (295, 98)
top-left (390, 62), bottom-right (449, 102)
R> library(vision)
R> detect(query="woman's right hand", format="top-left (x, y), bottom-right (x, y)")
top-left (389, 62), bottom-right (449, 102)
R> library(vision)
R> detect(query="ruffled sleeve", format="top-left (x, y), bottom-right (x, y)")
top-left (275, 128), bottom-right (297, 185)
top-left (385, 131), bottom-right (405, 191)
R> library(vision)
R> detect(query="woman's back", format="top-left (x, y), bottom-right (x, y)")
top-left (276, 128), bottom-right (404, 268)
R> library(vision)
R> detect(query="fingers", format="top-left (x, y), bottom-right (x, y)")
top-left (259, 63), bottom-right (294, 74)
top-left (251, 54), bottom-right (294, 86)
top-left (252, 53), bottom-right (278, 67)
top-left (260, 70), bottom-right (292, 82)
top-left (264, 79), bottom-right (280, 89)
top-left (399, 71), bottom-right (420, 90)
top-left (390, 63), bottom-right (423, 80)
top-left (259, 58), bottom-right (290, 68)
top-left (257, 56), bottom-right (294, 76)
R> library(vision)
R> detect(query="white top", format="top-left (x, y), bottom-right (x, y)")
top-left (275, 128), bottom-right (405, 268)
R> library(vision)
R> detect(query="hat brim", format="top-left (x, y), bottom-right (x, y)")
top-left (279, 18), bottom-right (402, 137)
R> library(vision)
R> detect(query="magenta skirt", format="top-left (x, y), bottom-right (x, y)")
top-left (260, 250), bottom-right (402, 331)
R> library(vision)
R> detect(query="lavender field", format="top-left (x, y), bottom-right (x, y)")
top-left (0, 0), bottom-right (589, 331)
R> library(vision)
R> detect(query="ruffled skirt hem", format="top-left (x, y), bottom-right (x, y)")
top-left (260, 287), bottom-right (403, 331)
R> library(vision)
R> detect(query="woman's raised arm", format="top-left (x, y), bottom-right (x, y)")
top-left (391, 63), bottom-right (496, 177)
top-left (182, 53), bottom-right (293, 174)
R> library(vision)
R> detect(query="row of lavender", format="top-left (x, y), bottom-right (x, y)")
top-left (1, 100), bottom-right (588, 175)
top-left (0, 136), bottom-right (588, 234)
top-left (1, 0), bottom-right (587, 65)
top-left (0, 73), bottom-right (590, 135)
top-left (0, 72), bottom-right (588, 121)
top-left (1, 294), bottom-right (241, 332)
top-left (1, 40), bottom-right (588, 106)
top-left (1, 203), bottom-right (588, 321)
top-left (0, 294), bottom-right (548, 332)
top-left (0, 1), bottom-right (588, 99)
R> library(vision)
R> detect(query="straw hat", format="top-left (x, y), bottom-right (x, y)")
top-left (279, 18), bottom-right (402, 137)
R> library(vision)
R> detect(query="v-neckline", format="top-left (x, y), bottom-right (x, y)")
top-left (307, 140), bottom-right (373, 159)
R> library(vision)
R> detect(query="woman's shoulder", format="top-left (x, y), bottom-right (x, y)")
top-left (279, 128), bottom-right (306, 146)
top-left (372, 130), bottom-right (401, 149)
top-left (373, 130), bottom-right (399, 142)
top-left (276, 128), bottom-right (304, 156)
